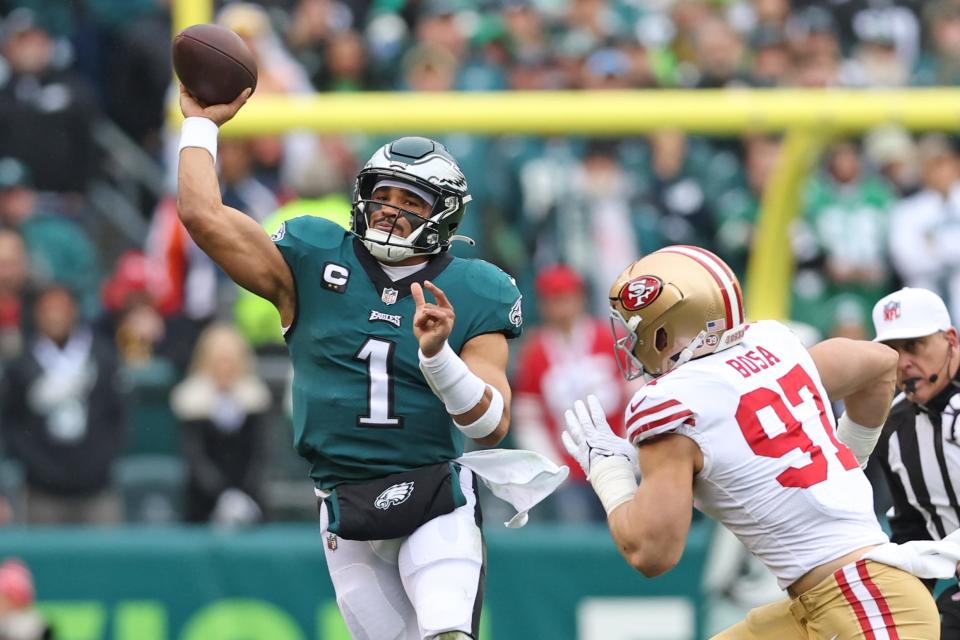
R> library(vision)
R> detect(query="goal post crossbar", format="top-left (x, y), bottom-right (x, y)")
top-left (171, 0), bottom-right (960, 322)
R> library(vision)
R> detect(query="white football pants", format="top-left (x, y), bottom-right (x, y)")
top-left (319, 468), bottom-right (484, 640)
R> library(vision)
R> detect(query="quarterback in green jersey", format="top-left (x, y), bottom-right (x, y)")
top-left (176, 87), bottom-right (522, 640)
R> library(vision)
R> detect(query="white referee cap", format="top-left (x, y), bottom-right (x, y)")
top-left (872, 287), bottom-right (953, 342)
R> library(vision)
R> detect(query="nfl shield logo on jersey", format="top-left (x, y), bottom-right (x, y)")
top-left (883, 300), bottom-right (901, 321)
top-left (326, 533), bottom-right (338, 551)
top-left (382, 288), bottom-right (399, 305)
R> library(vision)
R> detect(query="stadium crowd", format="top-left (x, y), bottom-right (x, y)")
top-left (0, 0), bottom-right (958, 527)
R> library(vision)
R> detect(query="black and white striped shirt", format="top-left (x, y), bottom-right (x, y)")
top-left (875, 380), bottom-right (960, 543)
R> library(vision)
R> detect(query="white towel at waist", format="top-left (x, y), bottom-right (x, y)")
top-left (863, 528), bottom-right (960, 579)
top-left (456, 449), bottom-right (569, 528)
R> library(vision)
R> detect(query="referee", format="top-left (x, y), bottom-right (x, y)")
top-left (871, 287), bottom-right (960, 637)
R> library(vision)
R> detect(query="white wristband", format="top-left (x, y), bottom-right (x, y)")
top-left (418, 342), bottom-right (486, 416)
top-left (456, 384), bottom-right (503, 439)
top-left (836, 412), bottom-right (881, 468)
top-left (588, 456), bottom-right (639, 515)
top-left (178, 116), bottom-right (219, 163)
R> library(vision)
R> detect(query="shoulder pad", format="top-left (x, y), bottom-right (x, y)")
top-left (274, 216), bottom-right (349, 250)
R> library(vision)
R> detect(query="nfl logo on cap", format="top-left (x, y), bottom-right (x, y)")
top-left (882, 300), bottom-right (900, 322)
top-left (872, 287), bottom-right (952, 342)
top-left (382, 288), bottom-right (398, 305)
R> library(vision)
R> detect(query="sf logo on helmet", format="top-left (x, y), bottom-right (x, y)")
top-left (620, 276), bottom-right (663, 310)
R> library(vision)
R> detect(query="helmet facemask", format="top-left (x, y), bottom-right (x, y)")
top-left (355, 186), bottom-right (456, 262)
top-left (351, 137), bottom-right (473, 263)
top-left (611, 309), bottom-right (645, 381)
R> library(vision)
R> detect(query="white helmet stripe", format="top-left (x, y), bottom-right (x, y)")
top-left (657, 246), bottom-right (743, 328)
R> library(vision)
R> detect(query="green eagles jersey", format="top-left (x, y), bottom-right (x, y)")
top-left (274, 217), bottom-right (523, 490)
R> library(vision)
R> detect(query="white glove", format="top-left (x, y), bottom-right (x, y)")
top-left (561, 394), bottom-right (637, 477)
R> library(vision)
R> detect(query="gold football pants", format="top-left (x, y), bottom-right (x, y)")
top-left (712, 560), bottom-right (939, 639)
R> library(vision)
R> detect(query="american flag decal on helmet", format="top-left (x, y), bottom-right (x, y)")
top-left (706, 318), bottom-right (726, 332)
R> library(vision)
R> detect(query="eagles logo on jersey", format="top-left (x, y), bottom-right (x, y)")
top-left (509, 296), bottom-right (523, 327)
top-left (375, 481), bottom-right (415, 510)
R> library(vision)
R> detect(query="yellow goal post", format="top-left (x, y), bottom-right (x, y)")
top-left (170, 0), bottom-right (960, 322)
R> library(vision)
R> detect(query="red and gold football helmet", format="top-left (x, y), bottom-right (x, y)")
top-left (609, 246), bottom-right (746, 379)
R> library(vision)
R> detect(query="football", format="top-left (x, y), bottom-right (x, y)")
top-left (172, 24), bottom-right (258, 107)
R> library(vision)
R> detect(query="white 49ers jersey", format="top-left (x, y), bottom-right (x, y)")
top-left (625, 320), bottom-right (887, 589)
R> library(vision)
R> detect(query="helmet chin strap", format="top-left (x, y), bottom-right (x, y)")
top-left (675, 330), bottom-right (707, 368)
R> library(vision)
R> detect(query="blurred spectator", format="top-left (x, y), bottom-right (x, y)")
top-left (512, 265), bottom-right (630, 523)
top-left (285, 0), bottom-right (357, 89)
top-left (637, 130), bottom-right (716, 252)
top-left (580, 47), bottom-right (633, 89)
top-left (714, 133), bottom-right (781, 277)
top-left (863, 125), bottom-right (920, 197)
top-left (171, 324), bottom-right (270, 525)
top-left (0, 230), bottom-right (30, 364)
top-left (787, 5), bottom-right (840, 60)
top-left (0, 285), bottom-right (125, 525)
top-left (670, 0), bottom-right (714, 72)
top-left (747, 25), bottom-right (791, 86)
top-left (827, 293), bottom-right (870, 341)
top-left (219, 2), bottom-right (312, 94)
top-left (458, 14), bottom-right (510, 91)
top-left (747, 0), bottom-right (791, 33)
top-left (98, 249), bottom-right (188, 371)
top-left (0, 559), bottom-right (50, 640)
top-left (691, 17), bottom-right (746, 87)
top-left (317, 29), bottom-right (369, 91)
top-left (841, 24), bottom-right (910, 87)
top-left (502, 0), bottom-right (549, 68)
top-left (507, 50), bottom-right (564, 91)
top-left (786, 6), bottom-right (844, 88)
top-left (792, 140), bottom-right (894, 337)
top-left (100, 0), bottom-right (172, 153)
top-left (912, 0), bottom-right (960, 86)
top-left (0, 157), bottom-right (99, 319)
top-left (414, 0), bottom-right (469, 63)
top-left (219, 139), bottom-right (280, 223)
top-left (504, 137), bottom-right (642, 303)
top-left (888, 133), bottom-right (960, 322)
top-left (401, 43), bottom-right (460, 92)
top-left (0, 8), bottom-right (98, 193)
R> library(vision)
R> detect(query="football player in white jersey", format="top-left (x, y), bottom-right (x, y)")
top-left (562, 246), bottom-right (940, 639)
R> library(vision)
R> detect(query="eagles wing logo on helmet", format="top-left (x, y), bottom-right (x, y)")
top-left (619, 276), bottom-right (663, 310)
top-left (374, 481), bottom-right (415, 510)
